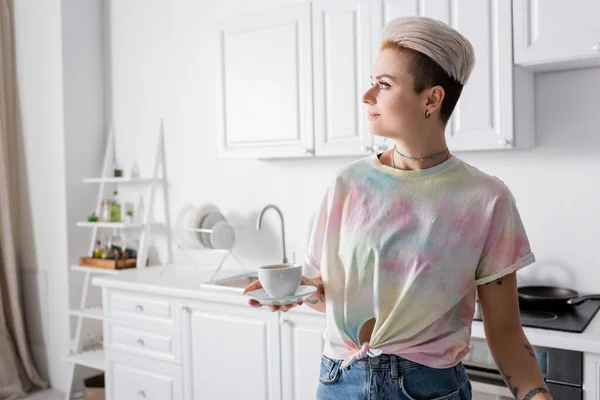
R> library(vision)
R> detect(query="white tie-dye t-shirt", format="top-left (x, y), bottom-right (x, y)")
top-left (304, 153), bottom-right (535, 370)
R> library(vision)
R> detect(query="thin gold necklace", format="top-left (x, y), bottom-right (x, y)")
top-left (391, 148), bottom-right (450, 169)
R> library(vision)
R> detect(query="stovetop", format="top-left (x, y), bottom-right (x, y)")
top-left (473, 299), bottom-right (600, 333)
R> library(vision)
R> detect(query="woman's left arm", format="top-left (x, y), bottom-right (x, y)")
top-left (477, 271), bottom-right (552, 400)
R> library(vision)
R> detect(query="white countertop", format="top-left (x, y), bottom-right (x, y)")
top-left (93, 265), bottom-right (600, 354)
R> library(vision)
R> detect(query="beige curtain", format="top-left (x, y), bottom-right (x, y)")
top-left (0, 0), bottom-right (48, 398)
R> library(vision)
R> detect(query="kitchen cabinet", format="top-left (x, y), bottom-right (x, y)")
top-left (218, 0), bottom-right (534, 158)
top-left (280, 310), bottom-right (327, 399)
top-left (106, 351), bottom-right (183, 400)
top-left (95, 269), bottom-right (600, 400)
top-left (513, 0), bottom-right (600, 70)
top-left (181, 301), bottom-right (282, 400)
top-left (216, 2), bottom-right (315, 158)
top-left (312, 0), bottom-right (375, 157)
top-left (379, 0), bottom-right (534, 151)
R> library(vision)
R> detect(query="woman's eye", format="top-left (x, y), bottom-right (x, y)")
top-left (370, 80), bottom-right (390, 89)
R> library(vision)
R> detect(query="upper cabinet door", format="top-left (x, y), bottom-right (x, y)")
top-left (217, 3), bottom-right (314, 159)
top-left (312, 1), bottom-right (375, 156)
top-left (381, 0), bottom-right (521, 151)
top-left (513, 0), bottom-right (600, 68)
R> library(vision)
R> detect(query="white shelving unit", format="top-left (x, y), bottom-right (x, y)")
top-left (75, 221), bottom-right (144, 229)
top-left (63, 122), bottom-right (174, 400)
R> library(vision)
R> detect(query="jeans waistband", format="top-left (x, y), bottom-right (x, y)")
top-left (323, 354), bottom-right (423, 377)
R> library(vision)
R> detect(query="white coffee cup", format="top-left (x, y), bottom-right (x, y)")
top-left (257, 263), bottom-right (302, 298)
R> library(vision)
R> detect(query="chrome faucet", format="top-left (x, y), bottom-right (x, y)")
top-left (256, 204), bottom-right (288, 264)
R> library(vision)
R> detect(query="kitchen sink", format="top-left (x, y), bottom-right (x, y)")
top-left (199, 272), bottom-right (259, 291)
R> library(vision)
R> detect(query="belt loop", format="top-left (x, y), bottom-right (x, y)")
top-left (390, 354), bottom-right (399, 379)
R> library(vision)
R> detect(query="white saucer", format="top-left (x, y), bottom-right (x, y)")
top-left (245, 285), bottom-right (318, 306)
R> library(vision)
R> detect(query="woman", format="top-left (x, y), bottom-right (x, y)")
top-left (244, 16), bottom-right (551, 400)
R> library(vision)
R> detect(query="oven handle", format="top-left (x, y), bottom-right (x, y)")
top-left (466, 368), bottom-right (514, 398)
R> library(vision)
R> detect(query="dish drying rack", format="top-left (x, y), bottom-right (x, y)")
top-left (165, 224), bottom-right (252, 284)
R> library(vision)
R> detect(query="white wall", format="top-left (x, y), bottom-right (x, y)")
top-left (13, 0), bottom-right (106, 394)
top-left (13, 0), bottom-right (70, 390)
top-left (107, 0), bottom-right (600, 294)
top-left (11, 0), bottom-right (600, 392)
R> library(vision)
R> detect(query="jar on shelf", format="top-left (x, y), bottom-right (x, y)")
top-left (124, 202), bottom-right (135, 223)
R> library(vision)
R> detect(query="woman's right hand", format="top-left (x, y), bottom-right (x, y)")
top-left (243, 276), bottom-right (316, 312)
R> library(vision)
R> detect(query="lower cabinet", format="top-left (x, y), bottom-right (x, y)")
top-left (180, 300), bottom-right (282, 400)
top-left (280, 311), bottom-right (328, 400)
top-left (106, 351), bottom-right (183, 400)
top-left (102, 287), bottom-right (600, 400)
top-left (180, 300), bottom-right (327, 400)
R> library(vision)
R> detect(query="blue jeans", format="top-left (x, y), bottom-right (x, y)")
top-left (317, 354), bottom-right (472, 400)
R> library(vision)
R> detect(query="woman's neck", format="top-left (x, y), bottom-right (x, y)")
top-left (382, 137), bottom-right (450, 171)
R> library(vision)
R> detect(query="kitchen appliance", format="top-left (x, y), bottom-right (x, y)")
top-left (518, 285), bottom-right (600, 306)
top-left (464, 337), bottom-right (583, 399)
top-left (469, 298), bottom-right (600, 399)
top-left (474, 299), bottom-right (600, 333)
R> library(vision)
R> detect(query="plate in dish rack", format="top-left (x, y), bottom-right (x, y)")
top-left (244, 285), bottom-right (318, 306)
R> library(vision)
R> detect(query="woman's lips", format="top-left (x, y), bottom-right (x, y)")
top-left (368, 113), bottom-right (380, 119)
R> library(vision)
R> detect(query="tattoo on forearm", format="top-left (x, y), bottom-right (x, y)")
top-left (523, 387), bottom-right (550, 400)
top-left (306, 283), bottom-right (325, 305)
top-left (485, 277), bottom-right (504, 286)
top-left (524, 343), bottom-right (536, 359)
top-left (495, 357), bottom-right (519, 398)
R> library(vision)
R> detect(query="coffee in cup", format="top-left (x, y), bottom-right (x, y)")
top-left (257, 263), bottom-right (302, 298)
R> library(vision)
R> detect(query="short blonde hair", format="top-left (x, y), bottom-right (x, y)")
top-left (381, 16), bottom-right (475, 85)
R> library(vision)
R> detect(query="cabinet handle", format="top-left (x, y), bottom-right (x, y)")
top-left (136, 338), bottom-right (145, 347)
top-left (137, 390), bottom-right (146, 398)
top-left (279, 318), bottom-right (289, 325)
top-left (498, 138), bottom-right (511, 146)
top-left (135, 305), bottom-right (144, 313)
top-left (305, 148), bottom-right (315, 156)
top-left (593, 43), bottom-right (600, 52)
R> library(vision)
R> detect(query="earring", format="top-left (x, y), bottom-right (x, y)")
top-left (424, 110), bottom-right (431, 119)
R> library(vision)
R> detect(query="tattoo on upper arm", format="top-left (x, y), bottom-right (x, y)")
top-left (485, 277), bottom-right (504, 286)
top-left (524, 343), bottom-right (536, 359)
top-left (523, 387), bottom-right (550, 400)
top-left (305, 298), bottom-right (318, 304)
top-left (495, 357), bottom-right (519, 398)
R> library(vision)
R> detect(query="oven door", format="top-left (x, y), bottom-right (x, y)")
top-left (466, 368), bottom-right (514, 400)
top-left (466, 368), bottom-right (583, 400)
top-left (464, 338), bottom-right (583, 400)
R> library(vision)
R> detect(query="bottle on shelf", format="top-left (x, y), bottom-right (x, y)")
top-left (93, 240), bottom-right (104, 258)
top-left (136, 195), bottom-right (145, 224)
top-left (100, 200), bottom-right (110, 222)
top-left (109, 191), bottom-right (121, 222)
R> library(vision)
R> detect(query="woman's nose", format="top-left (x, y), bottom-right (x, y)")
top-left (362, 87), bottom-right (375, 105)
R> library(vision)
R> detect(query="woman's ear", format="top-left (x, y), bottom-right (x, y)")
top-left (424, 85), bottom-right (445, 115)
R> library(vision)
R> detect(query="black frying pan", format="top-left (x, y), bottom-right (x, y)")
top-left (518, 286), bottom-right (600, 306)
